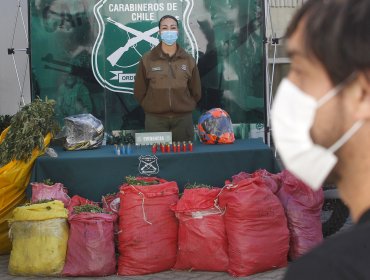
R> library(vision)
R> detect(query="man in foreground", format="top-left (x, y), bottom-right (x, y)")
top-left (271, 0), bottom-right (370, 279)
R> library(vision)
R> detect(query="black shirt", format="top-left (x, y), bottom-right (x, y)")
top-left (284, 209), bottom-right (370, 280)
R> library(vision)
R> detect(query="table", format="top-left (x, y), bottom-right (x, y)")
top-left (31, 139), bottom-right (279, 201)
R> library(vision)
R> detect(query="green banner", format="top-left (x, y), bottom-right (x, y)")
top-left (30, 0), bottom-right (264, 134)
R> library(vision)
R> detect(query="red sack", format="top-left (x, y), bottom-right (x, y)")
top-left (251, 169), bottom-right (281, 194)
top-left (31, 182), bottom-right (70, 207)
top-left (219, 177), bottom-right (289, 277)
top-left (228, 170), bottom-right (280, 194)
top-left (229, 171), bottom-right (252, 184)
top-left (277, 170), bottom-right (324, 260)
top-left (62, 213), bottom-right (117, 276)
top-left (102, 192), bottom-right (120, 249)
top-left (172, 188), bottom-right (228, 271)
top-left (117, 180), bottom-right (179, 275)
top-left (102, 193), bottom-right (120, 214)
top-left (67, 195), bottom-right (98, 214)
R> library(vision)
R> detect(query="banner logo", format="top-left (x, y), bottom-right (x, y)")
top-left (138, 155), bottom-right (159, 175)
top-left (92, 0), bottom-right (198, 94)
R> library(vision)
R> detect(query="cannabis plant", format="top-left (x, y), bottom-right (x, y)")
top-left (0, 115), bottom-right (12, 133)
top-left (0, 97), bottom-right (59, 167)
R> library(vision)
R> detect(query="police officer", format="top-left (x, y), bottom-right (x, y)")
top-left (134, 15), bottom-right (202, 142)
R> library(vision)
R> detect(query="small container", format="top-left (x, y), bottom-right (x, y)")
top-left (120, 144), bottom-right (125, 155)
top-left (173, 142), bottom-right (177, 152)
top-left (188, 141), bottom-right (193, 152)
top-left (166, 144), bottom-right (171, 153)
top-left (114, 144), bottom-right (120, 155)
top-left (182, 141), bottom-right (187, 152)
top-left (126, 143), bottom-right (132, 154)
top-left (152, 144), bottom-right (157, 154)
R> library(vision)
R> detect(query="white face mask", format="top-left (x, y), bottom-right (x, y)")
top-left (271, 78), bottom-right (363, 190)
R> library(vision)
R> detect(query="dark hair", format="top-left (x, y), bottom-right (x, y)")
top-left (286, 0), bottom-right (370, 85)
top-left (158, 15), bottom-right (178, 28)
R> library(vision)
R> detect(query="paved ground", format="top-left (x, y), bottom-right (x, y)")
top-left (0, 254), bottom-right (286, 280)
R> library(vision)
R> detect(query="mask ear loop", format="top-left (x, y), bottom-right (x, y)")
top-left (317, 73), bottom-right (358, 108)
top-left (328, 120), bottom-right (364, 153)
top-left (317, 86), bottom-right (341, 107)
top-left (317, 73), bottom-right (363, 153)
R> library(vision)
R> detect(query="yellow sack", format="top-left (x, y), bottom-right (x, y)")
top-left (12, 200), bottom-right (68, 221)
top-left (8, 218), bottom-right (69, 276)
top-left (0, 127), bottom-right (52, 254)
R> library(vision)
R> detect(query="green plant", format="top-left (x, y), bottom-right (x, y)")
top-left (42, 178), bottom-right (54, 186)
top-left (0, 115), bottom-right (12, 133)
top-left (109, 131), bottom-right (135, 145)
top-left (0, 97), bottom-right (59, 167)
top-left (23, 199), bottom-right (54, 206)
top-left (125, 176), bottom-right (160, 186)
top-left (73, 204), bottom-right (104, 214)
top-left (34, 199), bottom-right (55, 204)
top-left (122, 132), bottom-right (135, 145)
top-left (184, 182), bottom-right (212, 189)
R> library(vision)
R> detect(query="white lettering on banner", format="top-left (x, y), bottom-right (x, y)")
top-left (118, 74), bottom-right (136, 83)
top-left (132, 13), bottom-right (154, 21)
top-left (108, 3), bottom-right (165, 13)
top-left (107, 2), bottom-right (180, 22)
top-left (166, 3), bottom-right (178, 11)
top-left (110, 71), bottom-right (136, 83)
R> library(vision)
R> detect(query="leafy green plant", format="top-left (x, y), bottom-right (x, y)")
top-left (34, 199), bottom-right (55, 205)
top-left (23, 199), bottom-right (54, 206)
top-left (73, 204), bottom-right (104, 214)
top-left (125, 176), bottom-right (160, 186)
top-left (179, 183), bottom-right (213, 198)
top-left (0, 97), bottom-right (59, 167)
top-left (42, 178), bottom-right (54, 186)
top-left (184, 183), bottom-right (212, 189)
top-left (122, 132), bottom-right (135, 145)
top-left (0, 115), bottom-right (12, 133)
top-left (109, 131), bottom-right (135, 145)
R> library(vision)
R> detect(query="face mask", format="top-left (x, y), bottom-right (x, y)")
top-left (271, 78), bottom-right (363, 190)
top-left (160, 30), bottom-right (178, 46)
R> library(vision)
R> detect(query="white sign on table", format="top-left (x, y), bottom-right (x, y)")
top-left (135, 132), bottom-right (172, 145)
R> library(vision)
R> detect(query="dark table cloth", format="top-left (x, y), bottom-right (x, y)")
top-left (30, 139), bottom-right (279, 201)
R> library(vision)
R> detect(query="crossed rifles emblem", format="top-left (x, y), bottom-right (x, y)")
top-left (139, 155), bottom-right (159, 175)
top-left (107, 17), bottom-right (159, 66)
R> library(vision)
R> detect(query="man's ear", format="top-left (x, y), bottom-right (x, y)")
top-left (355, 71), bottom-right (370, 120)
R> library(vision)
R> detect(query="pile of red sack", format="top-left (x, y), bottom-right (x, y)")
top-left (26, 170), bottom-right (323, 277)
